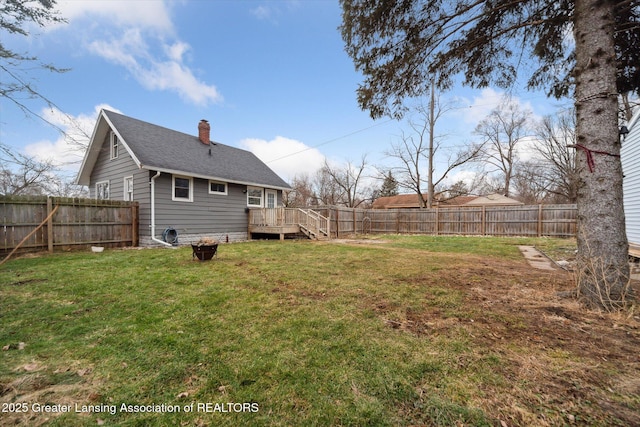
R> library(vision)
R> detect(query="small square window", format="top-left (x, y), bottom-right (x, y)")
top-left (209, 181), bottom-right (227, 195)
top-left (172, 175), bottom-right (193, 202)
top-left (247, 187), bottom-right (263, 207)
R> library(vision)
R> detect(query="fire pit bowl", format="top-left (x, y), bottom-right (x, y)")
top-left (191, 242), bottom-right (218, 261)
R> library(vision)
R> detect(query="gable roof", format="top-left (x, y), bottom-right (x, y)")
top-left (77, 110), bottom-right (290, 190)
top-left (463, 193), bottom-right (524, 206)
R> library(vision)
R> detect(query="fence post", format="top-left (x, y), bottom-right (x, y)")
top-left (47, 197), bottom-right (54, 252)
top-left (537, 204), bottom-right (543, 237)
top-left (132, 202), bottom-right (139, 246)
top-left (482, 206), bottom-right (486, 236)
top-left (353, 208), bottom-right (357, 236)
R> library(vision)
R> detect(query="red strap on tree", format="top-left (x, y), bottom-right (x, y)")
top-left (568, 144), bottom-right (620, 173)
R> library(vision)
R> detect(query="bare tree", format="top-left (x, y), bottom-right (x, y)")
top-left (387, 94), bottom-right (481, 207)
top-left (314, 166), bottom-right (342, 206)
top-left (474, 98), bottom-right (531, 197)
top-left (0, 143), bottom-right (57, 195)
top-left (284, 174), bottom-right (319, 207)
top-left (533, 110), bottom-right (579, 203)
top-left (319, 157), bottom-right (372, 208)
top-left (512, 161), bottom-right (556, 204)
top-left (1, 0), bottom-right (70, 126)
top-left (387, 126), bottom-right (428, 207)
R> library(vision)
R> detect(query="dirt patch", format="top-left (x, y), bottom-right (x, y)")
top-left (0, 363), bottom-right (100, 426)
top-left (368, 258), bottom-right (640, 426)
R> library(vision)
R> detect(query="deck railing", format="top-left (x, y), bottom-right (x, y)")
top-left (248, 208), bottom-right (330, 239)
top-left (297, 208), bottom-right (329, 238)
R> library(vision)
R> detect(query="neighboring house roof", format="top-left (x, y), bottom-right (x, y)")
top-left (372, 194), bottom-right (425, 209)
top-left (372, 193), bottom-right (523, 209)
top-left (439, 195), bottom-right (481, 206)
top-left (463, 193), bottom-right (524, 206)
top-left (76, 109), bottom-right (291, 190)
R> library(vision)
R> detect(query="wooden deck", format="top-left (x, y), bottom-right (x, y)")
top-left (248, 224), bottom-right (301, 239)
top-left (630, 243), bottom-right (640, 259)
top-left (248, 208), bottom-right (330, 240)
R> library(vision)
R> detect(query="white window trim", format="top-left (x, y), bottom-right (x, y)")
top-left (124, 176), bottom-right (133, 201)
top-left (266, 189), bottom-right (277, 208)
top-left (110, 131), bottom-right (119, 159)
top-left (208, 180), bottom-right (228, 195)
top-left (172, 175), bottom-right (193, 202)
top-left (247, 186), bottom-right (264, 207)
top-left (96, 180), bottom-right (110, 200)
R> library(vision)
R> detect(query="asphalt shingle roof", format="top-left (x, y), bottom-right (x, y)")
top-left (104, 110), bottom-right (290, 189)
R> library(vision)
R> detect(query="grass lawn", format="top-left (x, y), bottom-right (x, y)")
top-left (1, 236), bottom-right (638, 426)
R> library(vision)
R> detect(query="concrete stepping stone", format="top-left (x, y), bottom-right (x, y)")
top-left (518, 246), bottom-right (557, 271)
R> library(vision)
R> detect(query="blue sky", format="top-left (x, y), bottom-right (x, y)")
top-left (1, 0), bottom-right (569, 187)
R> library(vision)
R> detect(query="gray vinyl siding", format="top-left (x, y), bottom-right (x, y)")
top-left (88, 131), bottom-right (144, 201)
top-left (86, 124), bottom-right (284, 243)
top-left (622, 111), bottom-right (640, 250)
top-left (150, 173), bottom-right (280, 239)
top-left (88, 131), bottom-right (151, 237)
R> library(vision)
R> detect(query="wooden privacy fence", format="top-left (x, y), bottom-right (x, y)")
top-left (0, 196), bottom-right (138, 254)
top-left (313, 204), bottom-right (577, 239)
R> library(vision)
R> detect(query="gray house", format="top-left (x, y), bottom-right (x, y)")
top-left (622, 108), bottom-right (640, 257)
top-left (76, 109), bottom-right (291, 246)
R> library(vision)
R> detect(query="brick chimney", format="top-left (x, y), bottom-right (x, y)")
top-left (198, 119), bottom-right (210, 145)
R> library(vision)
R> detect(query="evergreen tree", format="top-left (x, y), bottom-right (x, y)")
top-left (379, 171), bottom-right (399, 197)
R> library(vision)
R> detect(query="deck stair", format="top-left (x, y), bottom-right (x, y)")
top-left (297, 209), bottom-right (330, 240)
top-left (248, 207), bottom-right (330, 240)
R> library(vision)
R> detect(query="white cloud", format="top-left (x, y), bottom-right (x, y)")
top-left (453, 88), bottom-right (539, 127)
top-left (141, 60), bottom-right (222, 106)
top-left (447, 170), bottom-right (479, 189)
top-left (165, 41), bottom-right (190, 62)
top-left (250, 5), bottom-right (274, 21)
top-left (459, 88), bottom-right (505, 125)
top-left (24, 104), bottom-right (122, 172)
top-left (54, 0), bottom-right (221, 106)
top-left (239, 136), bottom-right (325, 180)
top-left (87, 31), bottom-right (222, 106)
top-left (56, 0), bottom-right (174, 33)
top-left (87, 29), bottom-right (147, 69)
top-left (249, 1), bottom-right (300, 23)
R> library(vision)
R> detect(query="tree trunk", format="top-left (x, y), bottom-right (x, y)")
top-left (427, 84), bottom-right (435, 208)
top-left (504, 162), bottom-right (511, 197)
top-left (573, 0), bottom-right (630, 310)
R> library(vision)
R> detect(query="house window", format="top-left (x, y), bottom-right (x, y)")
top-left (110, 132), bottom-right (119, 159)
top-left (172, 175), bottom-right (193, 202)
top-left (96, 181), bottom-right (110, 200)
top-left (266, 190), bottom-right (277, 208)
top-left (124, 176), bottom-right (133, 201)
top-left (209, 181), bottom-right (227, 195)
top-left (247, 187), bottom-right (263, 207)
